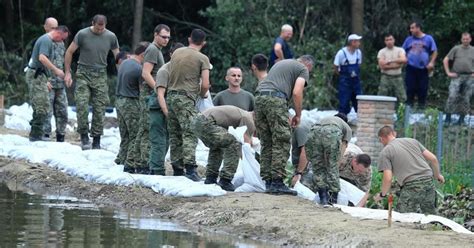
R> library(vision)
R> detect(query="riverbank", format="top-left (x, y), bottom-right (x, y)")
top-left (1, 153), bottom-right (473, 247)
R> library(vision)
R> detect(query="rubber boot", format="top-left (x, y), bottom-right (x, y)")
top-left (204, 175), bottom-right (217, 184)
top-left (217, 178), bottom-right (235, 191)
top-left (318, 188), bottom-right (329, 206)
top-left (184, 165), bottom-right (201, 182)
top-left (270, 178), bottom-right (297, 196)
top-left (56, 134), bottom-right (65, 142)
top-left (457, 114), bottom-right (465, 126)
top-left (445, 114), bottom-right (451, 126)
top-left (329, 191), bottom-right (339, 205)
top-left (80, 134), bottom-right (91, 150)
top-left (92, 136), bottom-right (101, 149)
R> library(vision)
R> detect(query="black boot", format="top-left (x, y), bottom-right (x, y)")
top-left (204, 175), bottom-right (217, 184)
top-left (265, 180), bottom-right (273, 193)
top-left (329, 191), bottom-right (339, 205)
top-left (80, 134), bottom-right (91, 150)
top-left (269, 178), bottom-right (297, 196)
top-left (150, 169), bottom-right (165, 176)
top-left (171, 162), bottom-right (184, 176)
top-left (218, 178), bottom-right (235, 191)
top-left (136, 167), bottom-right (150, 175)
top-left (92, 136), bottom-right (101, 149)
top-left (43, 133), bottom-right (51, 141)
top-left (56, 134), bottom-right (65, 142)
top-left (457, 114), bottom-right (465, 125)
top-left (445, 113), bottom-right (451, 126)
top-left (123, 165), bottom-right (135, 173)
top-left (185, 165), bottom-right (201, 182)
top-left (318, 188), bottom-right (329, 206)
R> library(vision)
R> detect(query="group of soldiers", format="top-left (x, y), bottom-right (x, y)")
top-left (27, 17), bottom-right (454, 213)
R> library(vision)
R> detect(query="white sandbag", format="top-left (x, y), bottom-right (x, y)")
top-left (337, 205), bottom-right (473, 235)
top-left (293, 178), bottom-right (365, 205)
top-left (196, 91), bottom-right (214, 113)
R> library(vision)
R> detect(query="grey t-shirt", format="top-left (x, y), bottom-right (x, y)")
top-left (73, 27), bottom-right (119, 68)
top-left (447, 45), bottom-right (474, 74)
top-left (213, 89), bottom-right (255, 111)
top-left (256, 59), bottom-right (309, 100)
top-left (116, 58), bottom-right (142, 98)
top-left (30, 33), bottom-right (54, 72)
top-left (144, 43), bottom-right (165, 78)
top-left (378, 138), bottom-right (433, 186)
top-left (291, 122), bottom-right (311, 166)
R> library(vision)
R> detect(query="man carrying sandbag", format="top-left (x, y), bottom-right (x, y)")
top-left (191, 105), bottom-right (255, 191)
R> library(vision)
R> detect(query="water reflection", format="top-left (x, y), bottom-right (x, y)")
top-left (0, 183), bottom-right (273, 247)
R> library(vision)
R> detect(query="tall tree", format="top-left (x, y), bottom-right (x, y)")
top-left (132, 0), bottom-right (144, 49)
top-left (351, 0), bottom-right (364, 35)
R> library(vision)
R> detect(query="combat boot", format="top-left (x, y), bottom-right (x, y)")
top-left (123, 165), bottom-right (135, 173)
top-left (43, 133), bottom-right (51, 141)
top-left (318, 188), bottom-right (329, 206)
top-left (136, 167), bottom-right (150, 175)
top-left (217, 178), bottom-right (235, 191)
top-left (56, 134), bottom-right (65, 142)
top-left (457, 114), bottom-right (465, 126)
top-left (444, 114), bottom-right (451, 126)
top-left (80, 134), bottom-right (91, 150)
top-left (92, 136), bottom-right (101, 149)
top-left (185, 166), bottom-right (202, 182)
top-left (204, 175), bottom-right (217, 184)
top-left (264, 180), bottom-right (273, 193)
top-left (150, 169), bottom-right (165, 176)
top-left (329, 191), bottom-right (339, 205)
top-left (270, 178), bottom-right (297, 196)
top-left (171, 162), bottom-right (184, 176)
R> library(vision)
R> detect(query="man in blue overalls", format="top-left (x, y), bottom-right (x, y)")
top-left (333, 34), bottom-right (363, 115)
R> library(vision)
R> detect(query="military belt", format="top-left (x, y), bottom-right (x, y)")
top-left (78, 65), bottom-right (107, 72)
top-left (167, 91), bottom-right (188, 96)
top-left (256, 90), bottom-right (287, 100)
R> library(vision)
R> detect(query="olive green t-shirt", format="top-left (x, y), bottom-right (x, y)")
top-left (447, 45), bottom-right (474, 74)
top-left (168, 47), bottom-right (211, 95)
top-left (320, 116), bottom-right (352, 142)
top-left (73, 27), bottom-right (119, 68)
top-left (378, 138), bottom-right (433, 186)
top-left (213, 89), bottom-right (255, 111)
top-left (144, 43), bottom-right (165, 80)
top-left (202, 105), bottom-right (255, 137)
top-left (30, 33), bottom-right (54, 72)
top-left (256, 59), bottom-right (309, 100)
top-left (149, 62), bottom-right (171, 109)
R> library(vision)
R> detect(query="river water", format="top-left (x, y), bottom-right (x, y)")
top-left (0, 183), bottom-right (273, 247)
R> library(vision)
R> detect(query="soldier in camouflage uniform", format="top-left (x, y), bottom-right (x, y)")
top-left (192, 105), bottom-right (255, 191)
top-left (126, 24), bottom-right (170, 174)
top-left (305, 114), bottom-right (352, 205)
top-left (26, 26), bottom-right (69, 141)
top-left (64, 15), bottom-right (119, 150)
top-left (43, 39), bottom-right (68, 142)
top-left (442, 32), bottom-right (474, 125)
top-left (375, 126), bottom-right (445, 214)
top-left (115, 42), bottom-right (148, 172)
top-left (255, 55), bottom-right (314, 195)
top-left (166, 29), bottom-right (211, 181)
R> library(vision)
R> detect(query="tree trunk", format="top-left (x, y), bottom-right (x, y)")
top-left (351, 0), bottom-right (364, 35)
top-left (132, 0), bottom-right (144, 50)
top-left (3, 0), bottom-right (14, 39)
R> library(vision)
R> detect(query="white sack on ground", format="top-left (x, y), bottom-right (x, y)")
top-left (337, 205), bottom-right (473, 235)
top-left (293, 179), bottom-right (365, 205)
top-left (0, 134), bottom-right (225, 197)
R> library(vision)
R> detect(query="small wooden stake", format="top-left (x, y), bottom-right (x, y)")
top-left (388, 194), bottom-right (393, 227)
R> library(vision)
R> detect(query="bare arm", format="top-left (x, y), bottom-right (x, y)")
top-left (443, 56), bottom-right (458, 78)
top-left (200, 69), bottom-right (210, 97)
top-left (422, 149), bottom-right (445, 183)
top-left (373, 169), bottom-right (393, 203)
top-left (157, 87), bottom-right (168, 117)
top-left (64, 41), bottom-right (79, 87)
top-left (111, 48), bottom-right (120, 59)
top-left (333, 64), bottom-right (339, 75)
top-left (356, 191), bottom-right (370, 207)
top-left (38, 54), bottom-right (63, 78)
top-left (291, 77), bottom-right (306, 128)
top-left (142, 62), bottom-right (156, 88)
top-left (427, 51), bottom-right (438, 70)
top-left (274, 43), bottom-right (284, 62)
top-left (291, 146), bottom-right (308, 187)
top-left (243, 133), bottom-right (253, 145)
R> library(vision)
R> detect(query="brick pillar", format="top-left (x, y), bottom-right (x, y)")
top-left (356, 95), bottom-right (397, 164)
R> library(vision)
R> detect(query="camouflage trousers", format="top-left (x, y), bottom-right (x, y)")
top-left (192, 114), bottom-right (241, 180)
top-left (167, 93), bottom-right (199, 169)
top-left (306, 124), bottom-right (342, 193)
top-left (75, 66), bottom-right (109, 137)
top-left (445, 75), bottom-right (473, 115)
top-left (378, 74), bottom-right (407, 103)
top-left (44, 86), bottom-right (68, 136)
top-left (149, 107), bottom-right (169, 173)
top-left (255, 96), bottom-right (291, 181)
top-left (126, 89), bottom-right (151, 169)
top-left (397, 177), bottom-right (436, 214)
top-left (115, 96), bottom-right (140, 166)
top-left (26, 69), bottom-right (50, 138)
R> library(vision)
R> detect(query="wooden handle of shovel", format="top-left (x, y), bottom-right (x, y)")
top-left (388, 194), bottom-right (393, 227)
